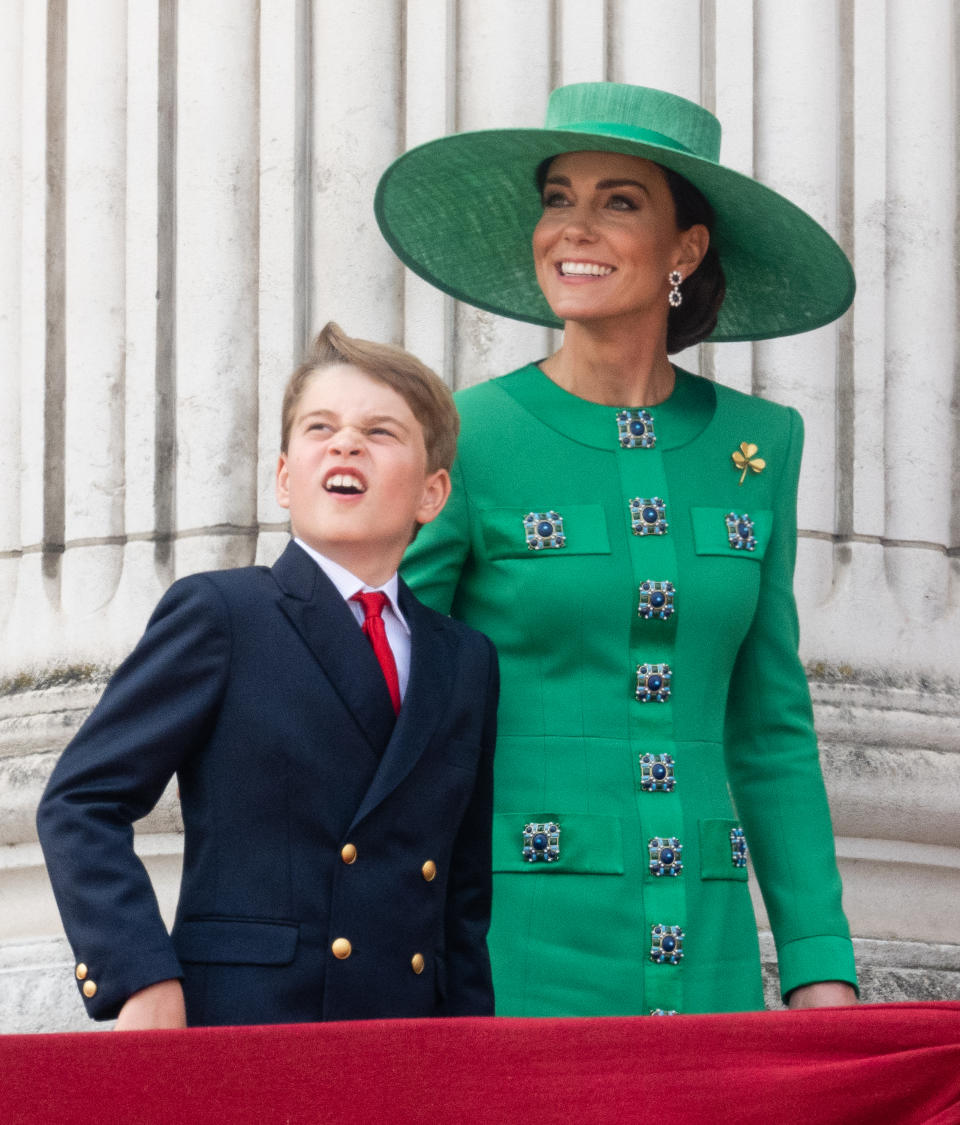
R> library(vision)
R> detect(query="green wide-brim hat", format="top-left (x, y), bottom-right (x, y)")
top-left (375, 82), bottom-right (855, 342)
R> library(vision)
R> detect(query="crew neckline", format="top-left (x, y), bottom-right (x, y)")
top-left (492, 362), bottom-right (717, 451)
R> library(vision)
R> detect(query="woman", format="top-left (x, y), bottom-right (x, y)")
top-left (375, 82), bottom-right (858, 1016)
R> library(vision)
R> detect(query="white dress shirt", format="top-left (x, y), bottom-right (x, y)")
top-left (293, 538), bottom-right (412, 701)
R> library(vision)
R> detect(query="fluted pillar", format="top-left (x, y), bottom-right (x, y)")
top-left (754, 4), bottom-right (844, 610)
top-left (255, 0), bottom-right (305, 566)
top-left (401, 0), bottom-right (456, 379)
top-left (453, 0), bottom-right (554, 388)
top-left (0, 0), bottom-right (23, 635)
top-left (310, 0), bottom-right (403, 343)
top-left (173, 0), bottom-right (260, 577)
top-left (60, 1), bottom-right (127, 638)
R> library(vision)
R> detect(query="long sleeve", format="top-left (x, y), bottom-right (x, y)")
top-left (36, 576), bottom-right (231, 1019)
top-left (722, 408), bottom-right (856, 998)
top-left (402, 456), bottom-right (472, 615)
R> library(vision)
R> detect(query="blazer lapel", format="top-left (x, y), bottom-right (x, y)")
top-left (272, 542), bottom-right (396, 754)
top-left (350, 579), bottom-right (456, 825)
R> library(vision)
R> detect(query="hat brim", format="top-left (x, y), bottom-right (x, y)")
top-left (375, 128), bottom-right (855, 343)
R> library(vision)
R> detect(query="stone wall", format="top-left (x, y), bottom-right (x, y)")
top-left (2, 1), bottom-right (958, 1032)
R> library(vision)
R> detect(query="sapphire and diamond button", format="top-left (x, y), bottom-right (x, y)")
top-left (522, 821), bottom-right (561, 863)
top-left (725, 511), bottom-right (757, 551)
top-left (640, 753), bottom-right (676, 792)
top-left (730, 827), bottom-right (748, 868)
top-left (650, 1009), bottom-right (679, 1016)
top-left (648, 836), bottom-right (683, 877)
top-left (650, 924), bottom-right (684, 964)
top-left (630, 497), bottom-right (668, 536)
top-left (616, 408), bottom-right (656, 449)
top-left (523, 511), bottom-right (566, 550)
top-left (636, 663), bottom-right (672, 703)
top-left (638, 580), bottom-right (675, 620)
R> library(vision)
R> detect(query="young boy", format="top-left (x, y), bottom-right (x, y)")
top-left (36, 323), bottom-right (498, 1029)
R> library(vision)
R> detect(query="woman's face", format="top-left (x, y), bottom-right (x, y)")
top-left (533, 150), bottom-right (701, 329)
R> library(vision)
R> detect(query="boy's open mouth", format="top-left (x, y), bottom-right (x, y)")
top-left (323, 471), bottom-right (367, 495)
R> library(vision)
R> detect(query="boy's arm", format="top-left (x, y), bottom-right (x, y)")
top-left (440, 634), bottom-right (499, 1016)
top-left (36, 575), bottom-right (231, 1021)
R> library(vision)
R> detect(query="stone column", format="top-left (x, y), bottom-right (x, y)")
top-left (453, 0), bottom-right (554, 388)
top-left (256, 0), bottom-right (305, 566)
top-left (401, 0), bottom-right (457, 379)
top-left (754, 2), bottom-right (844, 608)
top-left (309, 0), bottom-right (404, 343)
top-left (60, 0), bottom-right (127, 650)
top-left (173, 0), bottom-right (260, 577)
top-left (0, 0), bottom-right (23, 636)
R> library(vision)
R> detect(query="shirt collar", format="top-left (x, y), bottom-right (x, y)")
top-left (293, 539), bottom-right (408, 633)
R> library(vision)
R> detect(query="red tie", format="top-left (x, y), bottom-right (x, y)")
top-left (351, 592), bottom-right (401, 714)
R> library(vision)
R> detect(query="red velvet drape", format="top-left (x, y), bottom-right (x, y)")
top-left (3, 1002), bottom-right (958, 1124)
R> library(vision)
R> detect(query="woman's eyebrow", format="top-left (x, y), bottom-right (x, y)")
top-left (543, 173), bottom-right (650, 196)
top-left (596, 178), bottom-right (650, 194)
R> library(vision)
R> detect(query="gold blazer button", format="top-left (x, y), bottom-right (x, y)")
top-left (331, 938), bottom-right (352, 960)
top-left (82, 980), bottom-right (98, 998)
top-left (340, 843), bottom-right (358, 864)
top-left (421, 860), bottom-right (437, 882)
top-left (410, 953), bottom-right (425, 975)
top-left (75, 963), bottom-right (88, 981)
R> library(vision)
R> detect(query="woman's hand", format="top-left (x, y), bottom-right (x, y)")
top-left (115, 979), bottom-right (187, 1030)
top-left (787, 981), bottom-right (858, 1010)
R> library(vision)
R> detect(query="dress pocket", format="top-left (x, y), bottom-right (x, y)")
top-left (690, 507), bottom-right (773, 561)
top-left (479, 504), bottom-right (611, 559)
top-left (174, 917), bottom-right (300, 965)
top-left (699, 819), bottom-right (749, 882)
top-left (491, 812), bottom-right (624, 874)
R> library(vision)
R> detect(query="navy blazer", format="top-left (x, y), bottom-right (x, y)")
top-left (37, 541), bottom-right (498, 1025)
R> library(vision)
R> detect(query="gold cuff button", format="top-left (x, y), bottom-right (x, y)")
top-left (411, 953), bottom-right (425, 975)
top-left (331, 938), bottom-right (352, 960)
top-left (421, 860), bottom-right (437, 882)
top-left (340, 843), bottom-right (358, 865)
top-left (82, 980), bottom-right (97, 998)
top-left (75, 963), bottom-right (88, 981)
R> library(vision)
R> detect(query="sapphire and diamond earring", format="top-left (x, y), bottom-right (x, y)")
top-left (668, 270), bottom-right (683, 308)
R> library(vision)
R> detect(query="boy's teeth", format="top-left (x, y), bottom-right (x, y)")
top-left (326, 473), bottom-right (365, 492)
top-left (561, 261), bottom-right (613, 276)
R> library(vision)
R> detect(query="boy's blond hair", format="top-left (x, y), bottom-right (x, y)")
top-left (281, 322), bottom-right (459, 472)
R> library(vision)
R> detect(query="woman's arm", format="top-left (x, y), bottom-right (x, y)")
top-left (723, 408), bottom-right (858, 1004)
top-left (402, 455), bottom-right (472, 612)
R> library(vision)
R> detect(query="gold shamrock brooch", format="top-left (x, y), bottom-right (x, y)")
top-left (731, 442), bottom-right (766, 485)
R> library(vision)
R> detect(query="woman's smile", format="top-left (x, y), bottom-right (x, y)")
top-left (556, 259), bottom-right (616, 278)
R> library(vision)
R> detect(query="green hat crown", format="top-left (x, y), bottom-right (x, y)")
top-left (544, 83), bottom-right (721, 164)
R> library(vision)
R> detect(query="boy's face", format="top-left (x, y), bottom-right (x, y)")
top-left (276, 364), bottom-right (450, 585)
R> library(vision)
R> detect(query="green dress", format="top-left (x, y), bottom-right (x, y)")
top-left (402, 363), bottom-right (856, 1015)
